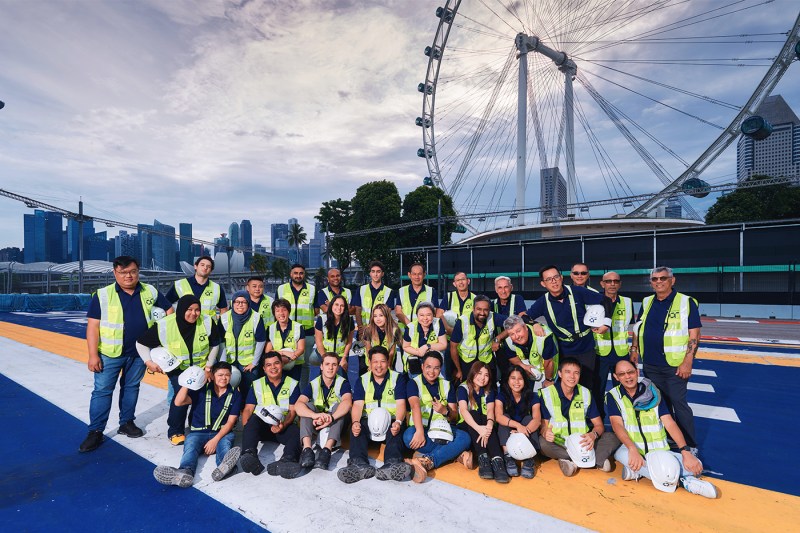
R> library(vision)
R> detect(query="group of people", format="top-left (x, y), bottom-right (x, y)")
top-left (79, 254), bottom-right (717, 498)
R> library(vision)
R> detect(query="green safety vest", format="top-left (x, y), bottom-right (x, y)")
top-left (97, 282), bottom-right (158, 358)
top-left (252, 376), bottom-right (298, 418)
top-left (398, 285), bottom-right (434, 322)
top-left (540, 384), bottom-right (592, 446)
top-left (359, 284), bottom-right (393, 324)
top-left (276, 282), bottom-right (316, 330)
top-left (190, 385), bottom-right (234, 431)
top-left (220, 310), bottom-right (261, 366)
top-left (309, 375), bottom-right (348, 413)
top-left (409, 375), bottom-right (450, 427)
top-left (320, 319), bottom-right (350, 357)
top-left (594, 296), bottom-right (633, 357)
top-left (456, 313), bottom-right (497, 364)
top-left (638, 292), bottom-right (697, 367)
top-left (322, 287), bottom-right (352, 306)
top-left (504, 323), bottom-right (555, 373)
top-left (361, 371), bottom-right (400, 417)
top-left (404, 318), bottom-right (442, 373)
top-left (456, 382), bottom-right (488, 424)
top-left (545, 286), bottom-right (591, 343)
top-left (269, 320), bottom-right (305, 365)
top-left (253, 295), bottom-right (275, 328)
top-left (175, 278), bottom-right (221, 318)
top-left (607, 385), bottom-right (669, 456)
top-left (492, 294), bottom-right (520, 315)
top-left (448, 291), bottom-right (475, 317)
top-left (156, 313), bottom-right (213, 370)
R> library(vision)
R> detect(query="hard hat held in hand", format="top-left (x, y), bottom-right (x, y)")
top-left (255, 404), bottom-right (285, 425)
top-left (350, 341), bottom-right (365, 357)
top-left (566, 432), bottom-right (596, 468)
top-left (368, 407), bottom-right (392, 441)
top-left (178, 365), bottom-right (207, 391)
top-left (317, 426), bottom-right (331, 448)
top-left (442, 310), bottom-right (458, 328)
top-left (427, 418), bottom-right (454, 443)
top-left (230, 365), bottom-right (242, 388)
top-left (506, 433), bottom-right (537, 460)
top-left (150, 307), bottom-right (167, 322)
top-left (583, 305), bottom-right (611, 328)
top-left (150, 347), bottom-right (181, 373)
top-left (645, 450), bottom-right (681, 493)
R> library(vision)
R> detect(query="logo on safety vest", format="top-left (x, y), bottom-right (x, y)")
top-left (301, 290), bottom-right (309, 297)
top-left (387, 388), bottom-right (394, 395)
top-left (199, 334), bottom-right (207, 342)
top-left (145, 298), bottom-right (154, 305)
top-left (280, 388), bottom-right (289, 395)
top-left (668, 311), bottom-right (679, 319)
top-left (245, 331), bottom-right (253, 338)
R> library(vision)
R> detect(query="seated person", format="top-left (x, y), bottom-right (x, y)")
top-left (495, 365), bottom-right (541, 479)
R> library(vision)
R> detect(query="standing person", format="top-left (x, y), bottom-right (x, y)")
top-left (492, 276), bottom-right (527, 317)
top-left (313, 295), bottom-right (353, 376)
top-left (153, 361), bottom-right (241, 487)
top-left (607, 359), bottom-right (718, 498)
top-left (79, 256), bottom-right (172, 452)
top-left (360, 303), bottom-right (403, 372)
top-left (136, 295), bottom-right (220, 445)
top-left (501, 315), bottom-right (558, 388)
top-left (569, 263), bottom-right (598, 293)
top-left (539, 358), bottom-right (620, 476)
top-left (276, 264), bottom-right (317, 387)
top-left (316, 268), bottom-right (353, 315)
top-left (527, 265), bottom-right (611, 391)
top-left (219, 291), bottom-right (267, 401)
top-left (403, 351), bottom-right (471, 483)
top-left (245, 276), bottom-right (274, 328)
top-left (295, 353), bottom-right (353, 471)
top-left (265, 299), bottom-right (305, 382)
top-left (456, 362), bottom-right (508, 483)
top-left (401, 302), bottom-right (447, 377)
top-left (593, 271), bottom-right (633, 418)
top-left (495, 366), bottom-right (541, 479)
top-left (437, 272), bottom-right (476, 335)
top-left (354, 260), bottom-right (395, 328)
top-left (167, 255), bottom-right (228, 318)
top-left (239, 351), bottom-right (304, 479)
top-left (449, 295), bottom-right (507, 383)
top-left (632, 266), bottom-right (702, 453)
top-left (337, 346), bottom-right (412, 483)
top-left (395, 262), bottom-right (439, 328)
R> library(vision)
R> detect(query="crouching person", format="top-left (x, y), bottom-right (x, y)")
top-left (239, 351), bottom-right (303, 479)
top-left (295, 352), bottom-right (353, 471)
top-left (338, 346), bottom-right (412, 483)
top-left (153, 361), bottom-right (241, 487)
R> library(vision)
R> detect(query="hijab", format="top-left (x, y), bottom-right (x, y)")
top-left (175, 294), bottom-right (201, 353)
top-left (230, 290), bottom-right (252, 338)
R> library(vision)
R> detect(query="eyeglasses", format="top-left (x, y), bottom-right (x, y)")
top-left (571, 271), bottom-right (588, 276)
top-left (233, 300), bottom-right (249, 305)
top-left (616, 369), bottom-right (637, 377)
top-left (115, 269), bottom-right (139, 277)
top-left (603, 279), bottom-right (621, 284)
top-left (651, 276), bottom-right (672, 282)
top-left (453, 278), bottom-right (468, 283)
top-left (542, 274), bottom-right (562, 283)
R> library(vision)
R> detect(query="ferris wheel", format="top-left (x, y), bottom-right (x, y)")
top-left (417, 0), bottom-right (800, 233)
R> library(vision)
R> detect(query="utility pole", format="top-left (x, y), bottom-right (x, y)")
top-left (78, 199), bottom-right (85, 293)
top-left (437, 198), bottom-right (442, 295)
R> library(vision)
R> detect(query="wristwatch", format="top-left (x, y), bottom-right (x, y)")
top-left (680, 445), bottom-right (692, 452)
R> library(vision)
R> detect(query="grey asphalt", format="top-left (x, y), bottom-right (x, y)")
top-left (700, 318), bottom-right (800, 342)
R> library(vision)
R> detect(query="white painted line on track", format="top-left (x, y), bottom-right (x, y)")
top-left (689, 403), bottom-right (741, 423)
top-left (713, 319), bottom-right (759, 324)
top-left (687, 382), bottom-right (715, 393)
top-left (691, 369), bottom-right (718, 377)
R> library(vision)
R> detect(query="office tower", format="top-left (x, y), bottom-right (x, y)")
top-left (240, 219), bottom-right (253, 267)
top-left (67, 217), bottom-right (94, 262)
top-left (737, 94), bottom-right (800, 182)
top-left (23, 209), bottom-right (64, 263)
top-left (150, 220), bottom-right (177, 270)
top-left (540, 167), bottom-right (568, 221)
top-left (179, 223), bottom-right (193, 264)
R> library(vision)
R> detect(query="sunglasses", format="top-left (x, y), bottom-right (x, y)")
top-left (572, 271), bottom-right (588, 276)
top-left (603, 279), bottom-right (621, 284)
top-left (651, 276), bottom-right (672, 282)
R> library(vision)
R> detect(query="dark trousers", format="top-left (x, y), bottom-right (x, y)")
top-left (643, 364), bottom-right (697, 447)
top-left (348, 419), bottom-right (406, 465)
top-left (593, 354), bottom-right (628, 420)
top-left (167, 371), bottom-right (189, 437)
top-left (242, 416), bottom-right (302, 461)
top-left (458, 410), bottom-right (502, 458)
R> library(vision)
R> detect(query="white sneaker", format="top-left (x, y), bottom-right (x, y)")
top-left (598, 458), bottom-right (613, 472)
top-left (621, 465), bottom-right (640, 481)
top-left (681, 476), bottom-right (719, 499)
top-left (558, 459), bottom-right (578, 477)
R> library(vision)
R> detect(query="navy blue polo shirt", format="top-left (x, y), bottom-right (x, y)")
top-left (300, 378), bottom-right (352, 403)
top-left (352, 373), bottom-right (408, 402)
top-left (406, 378), bottom-right (458, 404)
top-left (540, 384), bottom-right (600, 423)
top-left (527, 286), bottom-right (604, 355)
top-left (315, 286), bottom-right (349, 308)
top-left (502, 328), bottom-right (558, 362)
top-left (87, 283), bottom-right (171, 358)
top-left (314, 316), bottom-right (356, 334)
top-left (605, 385), bottom-right (669, 419)
top-left (402, 319), bottom-right (446, 343)
top-left (456, 385), bottom-right (496, 406)
top-left (397, 285), bottom-right (440, 312)
top-left (638, 290), bottom-right (701, 367)
top-left (449, 312), bottom-right (507, 344)
top-left (439, 292), bottom-right (474, 315)
top-left (188, 384), bottom-right (241, 430)
top-left (245, 376), bottom-right (301, 406)
top-left (351, 283), bottom-right (396, 310)
top-left (493, 293), bottom-right (527, 316)
top-left (166, 276), bottom-right (227, 308)
top-left (267, 319), bottom-right (298, 345)
top-left (496, 389), bottom-right (540, 423)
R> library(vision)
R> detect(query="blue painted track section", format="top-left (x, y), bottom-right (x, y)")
top-left (0, 373), bottom-right (266, 532)
top-left (0, 311), bottom-right (88, 339)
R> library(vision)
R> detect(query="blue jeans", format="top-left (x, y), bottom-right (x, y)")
top-left (402, 424), bottom-right (470, 468)
top-left (88, 354), bottom-right (146, 432)
top-left (179, 430), bottom-right (235, 474)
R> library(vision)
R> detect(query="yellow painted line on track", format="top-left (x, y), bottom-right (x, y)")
top-left (2, 321), bottom-right (799, 532)
top-left (698, 350), bottom-right (800, 367)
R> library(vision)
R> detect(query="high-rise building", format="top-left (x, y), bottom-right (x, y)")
top-left (86, 231), bottom-right (109, 261)
top-left (228, 222), bottom-right (240, 249)
top-left (240, 219), bottom-right (253, 267)
top-left (664, 198), bottom-right (682, 219)
top-left (66, 216), bottom-right (93, 262)
top-left (138, 224), bottom-right (153, 269)
top-left (271, 223), bottom-right (289, 255)
top-left (179, 223), bottom-right (193, 265)
top-left (214, 235), bottom-right (230, 255)
top-left (23, 210), bottom-right (64, 263)
top-left (540, 167), bottom-right (568, 221)
top-left (737, 94), bottom-right (800, 182)
top-left (114, 230), bottom-right (140, 258)
top-left (151, 219), bottom-right (177, 271)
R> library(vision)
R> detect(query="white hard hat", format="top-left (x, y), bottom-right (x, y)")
top-left (230, 365), bottom-right (242, 388)
top-left (367, 407), bottom-right (392, 442)
top-left (506, 433), bottom-right (537, 460)
top-left (427, 418), bottom-right (454, 443)
top-left (646, 450), bottom-right (680, 493)
top-left (350, 341), bottom-right (365, 357)
top-left (308, 347), bottom-right (323, 366)
top-left (528, 365), bottom-right (544, 382)
top-left (317, 426), bottom-right (331, 448)
top-left (565, 433), bottom-right (596, 468)
top-left (442, 310), bottom-right (458, 328)
top-left (255, 404), bottom-right (285, 425)
top-left (178, 365), bottom-right (206, 391)
top-left (150, 307), bottom-right (167, 322)
top-left (280, 349), bottom-right (296, 371)
top-left (583, 305), bottom-right (611, 328)
top-left (150, 347), bottom-right (180, 373)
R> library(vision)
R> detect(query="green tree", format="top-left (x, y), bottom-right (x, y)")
top-left (316, 199), bottom-right (356, 271)
top-left (705, 175), bottom-right (800, 224)
top-left (287, 223), bottom-right (307, 264)
top-left (270, 258), bottom-right (289, 283)
top-left (400, 186), bottom-right (457, 248)
top-left (249, 253), bottom-right (268, 274)
top-left (349, 180), bottom-right (402, 282)
top-left (313, 267), bottom-right (327, 291)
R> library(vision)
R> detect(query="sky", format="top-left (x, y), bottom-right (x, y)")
top-left (1, 0), bottom-right (799, 252)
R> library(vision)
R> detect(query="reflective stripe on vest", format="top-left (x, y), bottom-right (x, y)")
top-left (540, 384), bottom-right (591, 446)
top-left (359, 284), bottom-right (393, 324)
top-left (448, 291), bottom-right (475, 317)
top-left (638, 292), bottom-right (696, 367)
top-left (156, 314), bottom-right (213, 370)
top-left (545, 286), bottom-right (590, 343)
top-left (362, 371), bottom-right (399, 417)
top-left (310, 375), bottom-right (347, 412)
top-left (457, 314), bottom-right (496, 363)
top-left (269, 320), bottom-right (304, 364)
top-left (493, 294), bottom-right (518, 315)
top-left (175, 278), bottom-right (220, 317)
top-left (190, 386), bottom-right (234, 431)
top-left (277, 283), bottom-right (316, 330)
top-left (321, 320), bottom-right (349, 356)
top-left (252, 376), bottom-right (298, 417)
top-left (594, 296), bottom-right (633, 357)
top-left (255, 296), bottom-right (274, 328)
top-left (456, 382), bottom-right (487, 424)
top-left (607, 386), bottom-right (668, 455)
top-left (221, 310), bottom-right (261, 366)
top-left (410, 375), bottom-right (450, 427)
top-left (399, 285), bottom-right (433, 322)
top-left (323, 287), bottom-right (352, 305)
top-left (97, 282), bottom-right (158, 358)
top-left (405, 318), bottom-right (442, 373)
top-left (504, 324), bottom-right (552, 372)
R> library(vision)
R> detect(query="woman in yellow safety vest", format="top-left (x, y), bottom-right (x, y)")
top-left (360, 303), bottom-right (403, 373)
top-left (314, 295), bottom-right (354, 375)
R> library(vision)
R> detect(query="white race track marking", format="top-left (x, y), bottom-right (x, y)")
top-left (689, 403), bottom-right (741, 423)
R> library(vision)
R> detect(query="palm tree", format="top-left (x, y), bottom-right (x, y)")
top-left (287, 223), bottom-right (307, 264)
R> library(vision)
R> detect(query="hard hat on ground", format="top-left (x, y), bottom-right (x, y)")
top-left (646, 450), bottom-right (681, 493)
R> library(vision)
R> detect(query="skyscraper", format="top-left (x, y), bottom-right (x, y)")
top-left (737, 94), bottom-right (800, 182)
top-left (228, 222), bottom-right (240, 249)
top-left (67, 216), bottom-right (94, 262)
top-left (540, 167), bottom-right (568, 221)
top-left (271, 223), bottom-right (289, 256)
top-left (114, 230), bottom-right (139, 258)
top-left (138, 223), bottom-right (153, 269)
top-left (151, 219), bottom-right (177, 271)
top-left (240, 219), bottom-right (253, 267)
top-left (23, 210), bottom-right (64, 263)
top-left (179, 223), bottom-right (193, 265)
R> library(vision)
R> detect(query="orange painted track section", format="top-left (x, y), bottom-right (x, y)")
top-left (2, 321), bottom-right (799, 532)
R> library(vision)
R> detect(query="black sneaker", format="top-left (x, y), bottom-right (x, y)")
top-left (117, 421), bottom-right (144, 438)
top-left (375, 462), bottom-right (412, 481)
top-left (240, 452), bottom-right (265, 476)
top-left (504, 454), bottom-right (520, 477)
top-left (277, 460), bottom-right (303, 479)
top-left (338, 463), bottom-right (376, 484)
top-left (520, 458), bottom-right (536, 479)
top-left (300, 447), bottom-right (316, 469)
top-left (477, 454), bottom-right (493, 480)
top-left (79, 430), bottom-right (104, 453)
top-left (491, 456), bottom-right (510, 484)
top-left (314, 448), bottom-right (332, 470)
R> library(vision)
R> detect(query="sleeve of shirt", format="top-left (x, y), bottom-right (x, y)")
top-left (513, 295), bottom-right (527, 314)
top-left (688, 298), bottom-right (702, 329)
top-left (314, 291), bottom-right (326, 308)
top-left (229, 391), bottom-right (242, 415)
top-left (439, 295), bottom-right (449, 311)
top-left (495, 389), bottom-right (507, 405)
top-left (254, 319), bottom-right (267, 343)
top-left (403, 327), bottom-right (412, 343)
top-left (447, 386), bottom-right (458, 404)
top-left (586, 396), bottom-right (600, 420)
top-left (541, 335), bottom-right (558, 360)
top-left (187, 388), bottom-right (201, 405)
top-left (208, 322), bottom-right (220, 347)
top-left (487, 390), bottom-right (496, 403)
top-left (314, 316), bottom-right (323, 332)
top-left (405, 378), bottom-right (419, 399)
top-left (301, 384), bottom-right (313, 399)
top-left (394, 375), bottom-right (408, 400)
top-left (576, 285), bottom-right (604, 305)
top-left (350, 291), bottom-right (361, 308)
top-left (136, 324), bottom-right (161, 348)
top-left (166, 285), bottom-right (178, 304)
top-left (246, 387), bottom-right (257, 406)
top-left (289, 386), bottom-right (301, 405)
top-left (657, 397), bottom-right (670, 418)
top-left (493, 314), bottom-right (509, 333)
top-left (527, 296), bottom-right (544, 319)
top-left (430, 289), bottom-right (440, 309)
top-left (540, 396), bottom-right (551, 420)
top-left (605, 393), bottom-right (621, 418)
top-left (456, 386), bottom-right (469, 403)
top-left (86, 294), bottom-right (101, 319)
top-left (449, 320), bottom-right (464, 343)
top-left (352, 379), bottom-right (365, 402)
top-left (435, 320), bottom-right (446, 337)
top-left (217, 287), bottom-right (227, 309)
top-left (340, 380), bottom-right (352, 396)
